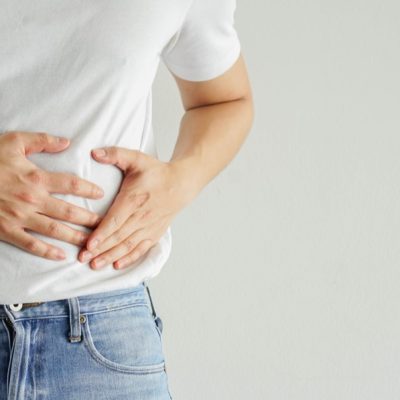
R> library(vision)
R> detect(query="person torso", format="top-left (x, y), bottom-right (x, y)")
top-left (0, 0), bottom-right (192, 303)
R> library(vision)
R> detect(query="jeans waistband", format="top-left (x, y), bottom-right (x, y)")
top-left (0, 282), bottom-right (147, 321)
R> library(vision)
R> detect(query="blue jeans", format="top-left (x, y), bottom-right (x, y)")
top-left (0, 282), bottom-right (172, 399)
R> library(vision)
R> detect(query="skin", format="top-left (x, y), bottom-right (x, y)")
top-left (77, 53), bottom-right (254, 270)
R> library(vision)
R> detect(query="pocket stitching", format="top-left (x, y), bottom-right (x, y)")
top-left (81, 311), bottom-right (165, 375)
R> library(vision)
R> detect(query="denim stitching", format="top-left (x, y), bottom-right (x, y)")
top-left (81, 316), bottom-right (165, 375)
top-left (0, 301), bottom-right (150, 322)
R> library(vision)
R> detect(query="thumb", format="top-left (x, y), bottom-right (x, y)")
top-left (91, 146), bottom-right (144, 172)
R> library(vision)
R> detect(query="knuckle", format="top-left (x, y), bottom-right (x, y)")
top-left (47, 221), bottom-right (60, 235)
top-left (6, 131), bottom-right (22, 143)
top-left (108, 147), bottom-right (116, 156)
top-left (26, 169), bottom-right (43, 185)
top-left (89, 184), bottom-right (96, 197)
top-left (127, 192), bottom-right (149, 208)
top-left (37, 132), bottom-right (49, 145)
top-left (25, 239), bottom-right (40, 253)
top-left (69, 176), bottom-right (81, 193)
top-left (63, 206), bottom-right (76, 220)
top-left (126, 191), bottom-right (138, 204)
top-left (15, 190), bottom-right (37, 205)
top-left (8, 207), bottom-right (25, 220)
top-left (43, 247), bottom-right (56, 259)
top-left (124, 237), bottom-right (136, 252)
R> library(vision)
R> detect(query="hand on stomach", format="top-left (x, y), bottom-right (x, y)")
top-left (0, 130), bottom-right (105, 260)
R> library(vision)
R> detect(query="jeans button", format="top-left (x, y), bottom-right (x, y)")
top-left (9, 303), bottom-right (23, 311)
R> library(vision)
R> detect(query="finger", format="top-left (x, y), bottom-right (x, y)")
top-left (5, 131), bottom-right (70, 156)
top-left (85, 195), bottom-right (134, 251)
top-left (26, 213), bottom-right (89, 247)
top-left (89, 231), bottom-right (150, 270)
top-left (4, 227), bottom-right (66, 260)
top-left (114, 239), bottom-right (154, 270)
top-left (43, 171), bottom-right (104, 199)
top-left (78, 212), bottom-right (143, 261)
top-left (40, 196), bottom-right (102, 228)
top-left (85, 229), bottom-right (144, 268)
top-left (91, 147), bottom-right (145, 173)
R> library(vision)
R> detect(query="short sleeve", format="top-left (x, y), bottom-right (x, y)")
top-left (161, 0), bottom-right (241, 82)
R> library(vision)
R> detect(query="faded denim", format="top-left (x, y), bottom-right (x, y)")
top-left (0, 282), bottom-right (172, 399)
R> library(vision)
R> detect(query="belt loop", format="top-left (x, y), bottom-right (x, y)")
top-left (3, 304), bottom-right (15, 323)
top-left (67, 297), bottom-right (82, 343)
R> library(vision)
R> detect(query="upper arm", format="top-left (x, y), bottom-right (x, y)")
top-left (170, 53), bottom-right (253, 112)
top-left (160, 0), bottom-right (252, 111)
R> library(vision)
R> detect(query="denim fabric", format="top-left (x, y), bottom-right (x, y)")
top-left (0, 282), bottom-right (172, 399)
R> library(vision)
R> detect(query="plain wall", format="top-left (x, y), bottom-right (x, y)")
top-left (149, 1), bottom-right (400, 399)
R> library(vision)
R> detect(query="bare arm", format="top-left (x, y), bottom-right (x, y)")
top-left (168, 53), bottom-right (255, 201)
top-left (77, 53), bottom-right (254, 269)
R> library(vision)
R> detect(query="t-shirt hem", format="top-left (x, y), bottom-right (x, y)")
top-left (165, 41), bottom-right (241, 82)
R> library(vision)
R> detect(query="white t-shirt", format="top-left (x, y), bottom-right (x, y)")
top-left (0, 0), bottom-right (241, 303)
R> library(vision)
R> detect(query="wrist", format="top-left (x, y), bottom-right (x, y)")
top-left (167, 157), bottom-right (206, 205)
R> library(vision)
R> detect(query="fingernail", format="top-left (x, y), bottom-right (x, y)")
top-left (93, 148), bottom-right (106, 157)
top-left (55, 249), bottom-right (65, 259)
top-left (57, 137), bottom-right (69, 144)
top-left (114, 261), bottom-right (124, 269)
top-left (81, 251), bottom-right (93, 262)
top-left (93, 258), bottom-right (105, 268)
top-left (88, 239), bottom-right (99, 250)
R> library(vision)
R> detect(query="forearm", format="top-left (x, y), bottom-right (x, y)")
top-left (169, 96), bottom-right (254, 199)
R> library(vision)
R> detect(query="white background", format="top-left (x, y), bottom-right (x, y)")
top-left (150, 1), bottom-right (400, 399)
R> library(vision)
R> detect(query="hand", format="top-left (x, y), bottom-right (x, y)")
top-left (0, 131), bottom-right (104, 260)
top-left (78, 146), bottom-right (196, 270)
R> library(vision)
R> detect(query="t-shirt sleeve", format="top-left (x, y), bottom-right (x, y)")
top-left (160, 0), bottom-right (241, 82)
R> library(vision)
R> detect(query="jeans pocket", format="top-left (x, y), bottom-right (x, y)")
top-left (81, 303), bottom-right (166, 375)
